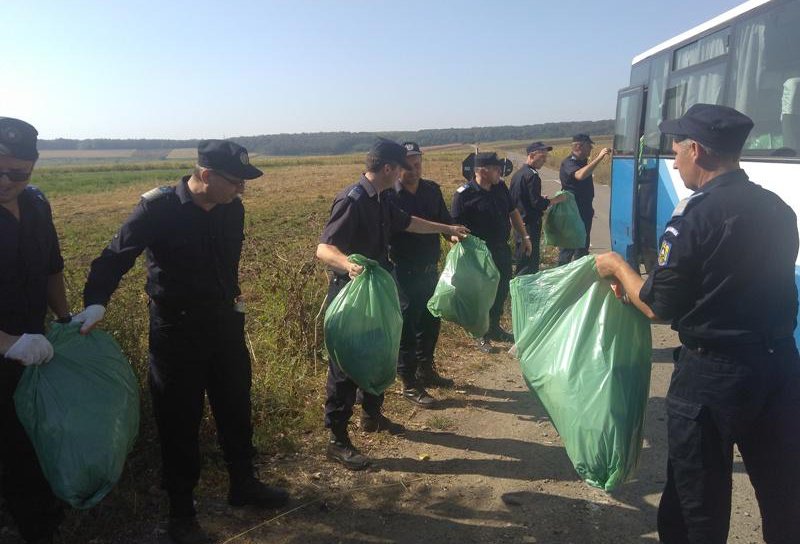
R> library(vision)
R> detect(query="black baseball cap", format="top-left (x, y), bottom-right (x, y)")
top-left (0, 117), bottom-right (39, 161)
top-left (526, 141), bottom-right (553, 154)
top-left (367, 138), bottom-right (413, 170)
top-left (659, 103), bottom-right (754, 154)
top-left (572, 133), bottom-right (594, 144)
top-left (402, 141), bottom-right (422, 156)
top-left (197, 140), bottom-right (263, 180)
top-left (474, 152), bottom-right (505, 167)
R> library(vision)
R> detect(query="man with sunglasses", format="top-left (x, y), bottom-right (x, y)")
top-left (0, 117), bottom-right (69, 543)
top-left (75, 140), bottom-right (288, 544)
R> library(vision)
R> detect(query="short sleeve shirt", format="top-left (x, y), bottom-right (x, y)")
top-left (0, 187), bottom-right (64, 335)
top-left (451, 179), bottom-right (514, 248)
top-left (560, 155), bottom-right (594, 215)
top-left (319, 175), bottom-right (412, 269)
top-left (639, 169), bottom-right (798, 345)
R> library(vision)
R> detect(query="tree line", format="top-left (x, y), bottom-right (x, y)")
top-left (38, 120), bottom-right (614, 156)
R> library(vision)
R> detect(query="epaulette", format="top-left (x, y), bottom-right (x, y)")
top-left (25, 185), bottom-right (48, 203)
top-left (456, 183), bottom-right (470, 194)
top-left (141, 186), bottom-right (174, 202)
top-left (671, 192), bottom-right (707, 217)
top-left (347, 184), bottom-right (366, 201)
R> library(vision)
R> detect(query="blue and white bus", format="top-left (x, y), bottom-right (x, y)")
top-left (611, 0), bottom-right (800, 341)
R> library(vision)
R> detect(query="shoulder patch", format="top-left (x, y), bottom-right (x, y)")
top-left (671, 192), bottom-right (706, 217)
top-left (347, 184), bottom-right (366, 201)
top-left (141, 186), bottom-right (173, 201)
top-left (456, 184), bottom-right (469, 193)
top-left (665, 226), bottom-right (680, 237)
top-left (658, 240), bottom-right (672, 266)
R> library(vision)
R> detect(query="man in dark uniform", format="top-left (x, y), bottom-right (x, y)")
top-left (316, 138), bottom-right (468, 470)
top-left (509, 141), bottom-right (566, 276)
top-left (558, 134), bottom-right (611, 265)
top-left (0, 117), bottom-right (68, 544)
top-left (73, 141), bottom-right (288, 544)
top-left (452, 151), bottom-right (530, 353)
top-left (387, 142), bottom-right (454, 408)
top-left (596, 104), bottom-right (800, 543)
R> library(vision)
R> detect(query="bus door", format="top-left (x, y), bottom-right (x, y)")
top-left (610, 85), bottom-right (646, 266)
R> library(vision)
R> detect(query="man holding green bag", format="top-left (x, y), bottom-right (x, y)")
top-left (0, 117), bottom-right (69, 544)
top-left (316, 139), bottom-right (467, 470)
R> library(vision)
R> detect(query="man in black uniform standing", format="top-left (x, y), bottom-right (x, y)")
top-left (509, 141), bottom-right (566, 276)
top-left (316, 139), bottom-right (467, 470)
top-left (596, 104), bottom-right (800, 543)
top-left (74, 141), bottom-right (288, 544)
top-left (388, 142), bottom-right (454, 408)
top-left (0, 117), bottom-right (68, 544)
top-left (452, 152), bottom-right (531, 353)
top-left (558, 134), bottom-right (611, 265)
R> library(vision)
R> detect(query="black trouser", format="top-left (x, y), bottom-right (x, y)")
top-left (395, 265), bottom-right (441, 387)
top-left (0, 359), bottom-right (63, 542)
top-left (514, 220), bottom-right (542, 276)
top-left (558, 208), bottom-right (593, 265)
top-left (658, 340), bottom-right (800, 544)
top-left (487, 244), bottom-right (513, 333)
top-left (148, 302), bottom-right (255, 516)
top-left (323, 275), bottom-right (384, 429)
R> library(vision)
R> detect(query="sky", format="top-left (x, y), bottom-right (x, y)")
top-left (3, 0), bottom-right (746, 140)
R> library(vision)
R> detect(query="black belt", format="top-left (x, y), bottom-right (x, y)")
top-left (681, 331), bottom-right (795, 354)
top-left (150, 297), bottom-right (234, 314)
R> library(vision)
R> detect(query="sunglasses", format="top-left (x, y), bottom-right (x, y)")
top-left (0, 170), bottom-right (32, 182)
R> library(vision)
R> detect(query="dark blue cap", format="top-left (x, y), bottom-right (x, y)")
top-left (402, 141), bottom-right (422, 156)
top-left (526, 141), bottom-right (553, 154)
top-left (197, 140), bottom-right (263, 180)
top-left (474, 151), bottom-right (504, 167)
top-left (572, 133), bottom-right (594, 144)
top-left (368, 138), bottom-right (413, 170)
top-left (0, 117), bottom-right (39, 161)
top-left (659, 103), bottom-right (754, 153)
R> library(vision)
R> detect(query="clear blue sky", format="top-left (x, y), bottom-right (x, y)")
top-left (3, 0), bottom-right (744, 139)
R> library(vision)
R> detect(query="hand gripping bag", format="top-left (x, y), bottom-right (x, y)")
top-left (14, 322), bottom-right (140, 509)
top-left (543, 190), bottom-right (586, 248)
top-left (324, 254), bottom-right (402, 395)
top-left (427, 235), bottom-right (500, 338)
top-left (510, 256), bottom-right (652, 491)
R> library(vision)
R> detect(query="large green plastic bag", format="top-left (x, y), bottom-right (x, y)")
top-left (427, 235), bottom-right (500, 337)
top-left (510, 256), bottom-right (652, 491)
top-left (324, 254), bottom-right (402, 395)
top-left (13, 322), bottom-right (140, 509)
top-left (543, 190), bottom-right (586, 248)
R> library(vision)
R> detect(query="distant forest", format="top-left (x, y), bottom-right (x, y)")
top-left (39, 120), bottom-right (614, 156)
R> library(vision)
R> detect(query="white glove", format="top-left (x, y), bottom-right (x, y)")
top-left (71, 304), bottom-right (106, 334)
top-left (5, 334), bottom-right (54, 366)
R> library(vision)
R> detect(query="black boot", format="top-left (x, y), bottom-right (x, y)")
top-left (326, 426), bottom-right (370, 470)
top-left (228, 473), bottom-right (289, 509)
top-left (360, 412), bottom-right (404, 434)
top-left (485, 325), bottom-right (514, 343)
top-left (167, 516), bottom-right (213, 544)
top-left (415, 363), bottom-right (455, 388)
top-left (401, 385), bottom-right (437, 408)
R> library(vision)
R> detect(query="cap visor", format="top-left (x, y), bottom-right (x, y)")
top-left (241, 164), bottom-right (264, 180)
top-left (658, 118), bottom-right (685, 136)
top-left (405, 150), bottom-right (422, 156)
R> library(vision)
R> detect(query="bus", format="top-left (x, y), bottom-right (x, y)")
top-left (611, 0), bottom-right (800, 342)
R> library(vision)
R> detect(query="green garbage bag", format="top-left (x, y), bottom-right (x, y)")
top-left (543, 190), bottom-right (586, 248)
top-left (510, 256), bottom-right (652, 491)
top-left (14, 322), bottom-right (140, 509)
top-left (324, 254), bottom-right (402, 395)
top-left (427, 235), bottom-right (500, 338)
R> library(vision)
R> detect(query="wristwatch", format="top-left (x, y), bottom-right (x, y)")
top-left (55, 314), bottom-right (72, 324)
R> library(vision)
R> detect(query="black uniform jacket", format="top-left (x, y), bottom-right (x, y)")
top-left (83, 176), bottom-right (244, 309)
top-left (386, 178), bottom-right (451, 268)
top-left (640, 169), bottom-right (798, 347)
top-left (451, 179), bottom-right (514, 248)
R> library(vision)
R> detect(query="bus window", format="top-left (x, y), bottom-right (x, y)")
top-left (673, 28), bottom-right (729, 70)
top-left (613, 88), bottom-right (644, 155)
top-left (661, 61), bottom-right (727, 152)
top-left (642, 53), bottom-right (669, 155)
top-left (730, 2), bottom-right (800, 158)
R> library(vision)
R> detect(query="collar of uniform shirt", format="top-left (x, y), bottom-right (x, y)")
top-left (696, 168), bottom-right (747, 194)
top-left (527, 164), bottom-right (539, 174)
top-left (358, 174), bottom-right (380, 200)
top-left (176, 176), bottom-right (195, 205)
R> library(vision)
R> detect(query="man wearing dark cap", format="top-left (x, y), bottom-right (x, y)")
top-left (387, 142), bottom-right (455, 407)
top-left (452, 151), bottom-right (530, 353)
top-left (317, 138), bottom-right (468, 470)
top-left (0, 117), bottom-right (69, 543)
top-left (75, 140), bottom-right (288, 544)
top-left (509, 142), bottom-right (566, 275)
top-left (558, 134), bottom-right (611, 265)
top-left (596, 103), bottom-right (800, 544)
